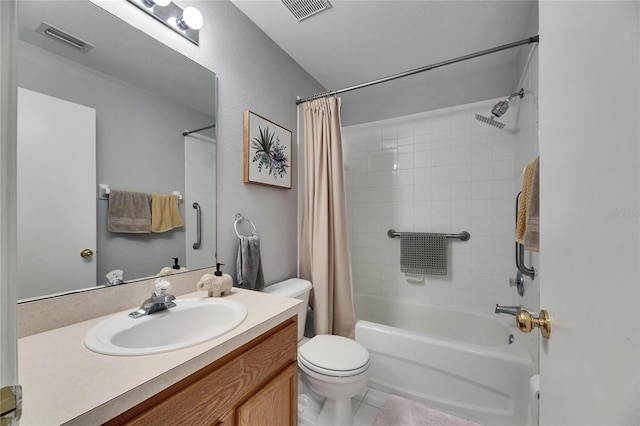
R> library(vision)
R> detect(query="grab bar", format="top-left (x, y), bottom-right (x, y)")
top-left (192, 202), bottom-right (201, 250)
top-left (387, 229), bottom-right (470, 241)
top-left (515, 192), bottom-right (535, 279)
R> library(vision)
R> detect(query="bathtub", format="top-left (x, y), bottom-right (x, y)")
top-left (354, 294), bottom-right (536, 426)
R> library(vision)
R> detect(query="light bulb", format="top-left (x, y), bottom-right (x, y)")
top-left (177, 6), bottom-right (203, 30)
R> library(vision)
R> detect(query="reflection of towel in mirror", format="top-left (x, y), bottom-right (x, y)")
top-left (236, 233), bottom-right (265, 291)
top-left (151, 194), bottom-right (184, 233)
top-left (107, 190), bottom-right (152, 233)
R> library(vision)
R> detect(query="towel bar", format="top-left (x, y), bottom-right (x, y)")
top-left (387, 229), bottom-right (470, 241)
top-left (98, 184), bottom-right (182, 203)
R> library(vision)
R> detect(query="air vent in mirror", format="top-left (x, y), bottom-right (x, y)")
top-left (36, 23), bottom-right (94, 53)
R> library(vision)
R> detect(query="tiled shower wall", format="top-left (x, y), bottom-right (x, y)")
top-left (342, 99), bottom-right (519, 315)
top-left (513, 41), bottom-right (540, 359)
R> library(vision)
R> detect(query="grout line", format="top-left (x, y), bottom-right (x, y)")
top-left (352, 387), bottom-right (370, 414)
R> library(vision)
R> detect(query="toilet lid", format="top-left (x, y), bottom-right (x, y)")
top-left (298, 335), bottom-right (369, 376)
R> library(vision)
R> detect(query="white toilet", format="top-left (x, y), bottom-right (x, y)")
top-left (263, 278), bottom-right (370, 426)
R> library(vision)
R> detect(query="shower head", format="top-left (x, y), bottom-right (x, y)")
top-left (492, 88), bottom-right (524, 117)
top-left (475, 113), bottom-right (505, 129)
top-left (475, 88), bottom-right (525, 129)
top-left (491, 100), bottom-right (510, 118)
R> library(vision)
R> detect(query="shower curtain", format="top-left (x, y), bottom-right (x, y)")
top-left (300, 97), bottom-right (355, 339)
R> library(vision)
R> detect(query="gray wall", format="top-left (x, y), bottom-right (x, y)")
top-left (94, 1), bottom-right (325, 285)
top-left (18, 41), bottom-right (215, 284)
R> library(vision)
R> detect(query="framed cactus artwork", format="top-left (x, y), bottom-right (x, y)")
top-left (243, 110), bottom-right (292, 189)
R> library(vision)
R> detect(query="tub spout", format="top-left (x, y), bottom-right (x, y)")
top-left (495, 304), bottom-right (521, 316)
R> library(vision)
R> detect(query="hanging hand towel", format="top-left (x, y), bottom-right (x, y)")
top-left (108, 190), bottom-right (152, 233)
top-left (236, 232), bottom-right (265, 291)
top-left (400, 232), bottom-right (448, 276)
top-left (151, 194), bottom-right (184, 233)
top-left (524, 158), bottom-right (539, 252)
top-left (516, 157), bottom-right (538, 244)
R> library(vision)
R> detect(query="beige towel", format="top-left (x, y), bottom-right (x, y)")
top-left (524, 158), bottom-right (540, 252)
top-left (107, 190), bottom-right (152, 233)
top-left (516, 157), bottom-right (539, 244)
top-left (151, 194), bottom-right (184, 233)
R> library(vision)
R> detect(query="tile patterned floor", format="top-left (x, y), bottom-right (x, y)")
top-left (351, 387), bottom-right (390, 426)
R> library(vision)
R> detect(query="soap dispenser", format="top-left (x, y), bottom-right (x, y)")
top-left (214, 262), bottom-right (224, 277)
top-left (196, 263), bottom-right (233, 297)
top-left (172, 257), bottom-right (181, 270)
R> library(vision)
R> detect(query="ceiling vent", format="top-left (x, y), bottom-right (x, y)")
top-left (281, 0), bottom-right (332, 22)
top-left (36, 23), bottom-right (94, 53)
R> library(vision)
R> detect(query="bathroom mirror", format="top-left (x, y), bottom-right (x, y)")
top-left (17, 0), bottom-right (217, 301)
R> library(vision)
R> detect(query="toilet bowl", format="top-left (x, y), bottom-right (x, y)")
top-left (263, 279), bottom-right (371, 426)
top-left (298, 334), bottom-right (370, 425)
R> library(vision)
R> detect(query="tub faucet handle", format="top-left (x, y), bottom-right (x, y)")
top-left (509, 271), bottom-right (525, 296)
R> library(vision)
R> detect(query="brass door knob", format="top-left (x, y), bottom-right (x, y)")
top-left (516, 309), bottom-right (551, 338)
top-left (80, 249), bottom-right (94, 259)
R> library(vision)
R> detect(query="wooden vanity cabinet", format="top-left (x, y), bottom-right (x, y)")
top-left (105, 317), bottom-right (298, 426)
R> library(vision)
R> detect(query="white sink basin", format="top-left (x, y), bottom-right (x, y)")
top-left (84, 297), bottom-right (247, 356)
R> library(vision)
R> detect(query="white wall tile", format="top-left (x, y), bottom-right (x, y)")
top-left (431, 165), bottom-right (451, 183)
top-left (472, 181), bottom-right (493, 199)
top-left (472, 143), bottom-right (494, 163)
top-left (413, 167), bottom-right (431, 184)
top-left (472, 162), bottom-right (493, 181)
top-left (344, 98), bottom-right (519, 316)
top-left (451, 182), bottom-right (471, 200)
top-left (432, 183), bottom-right (451, 201)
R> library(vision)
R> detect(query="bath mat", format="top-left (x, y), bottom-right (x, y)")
top-left (373, 395), bottom-right (478, 426)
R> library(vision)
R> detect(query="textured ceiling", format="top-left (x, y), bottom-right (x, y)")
top-left (231, 0), bottom-right (536, 124)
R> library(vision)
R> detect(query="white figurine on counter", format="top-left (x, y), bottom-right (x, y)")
top-left (197, 263), bottom-right (232, 297)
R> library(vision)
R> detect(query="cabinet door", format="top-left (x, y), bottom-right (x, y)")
top-left (236, 363), bottom-right (297, 426)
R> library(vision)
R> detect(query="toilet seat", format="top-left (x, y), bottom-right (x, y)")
top-left (298, 335), bottom-right (369, 377)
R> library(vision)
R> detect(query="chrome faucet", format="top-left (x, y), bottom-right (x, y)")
top-left (494, 304), bottom-right (521, 316)
top-left (129, 279), bottom-right (176, 319)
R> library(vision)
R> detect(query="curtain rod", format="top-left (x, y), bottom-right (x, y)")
top-left (296, 35), bottom-right (539, 105)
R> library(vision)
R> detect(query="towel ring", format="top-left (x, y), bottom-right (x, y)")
top-left (234, 213), bottom-right (256, 238)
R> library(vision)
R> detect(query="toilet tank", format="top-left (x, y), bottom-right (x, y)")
top-left (262, 278), bottom-right (312, 341)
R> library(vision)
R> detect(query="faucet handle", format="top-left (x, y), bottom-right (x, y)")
top-left (154, 278), bottom-right (172, 296)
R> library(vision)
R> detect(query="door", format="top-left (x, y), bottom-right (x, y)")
top-left (538, 2), bottom-right (639, 424)
top-left (17, 88), bottom-right (96, 299)
top-left (185, 133), bottom-right (216, 269)
top-left (1, 1), bottom-right (19, 423)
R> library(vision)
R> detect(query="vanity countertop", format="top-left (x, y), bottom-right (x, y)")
top-left (18, 288), bottom-right (301, 425)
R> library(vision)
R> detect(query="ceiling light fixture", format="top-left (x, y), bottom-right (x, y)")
top-left (126, 0), bottom-right (202, 45)
top-left (141, 0), bottom-right (172, 7)
top-left (177, 7), bottom-right (204, 31)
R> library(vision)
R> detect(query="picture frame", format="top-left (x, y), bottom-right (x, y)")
top-left (243, 110), bottom-right (292, 189)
